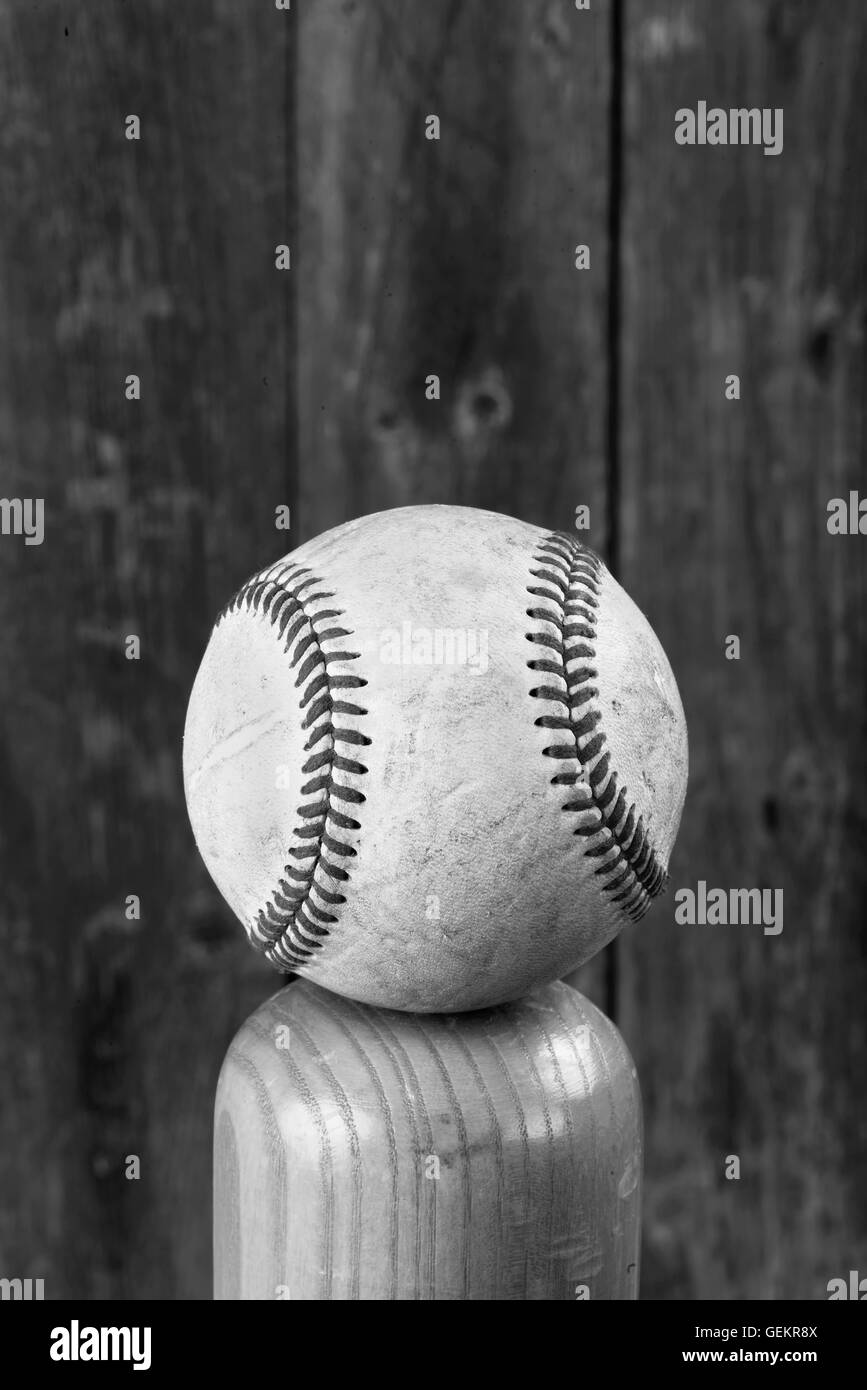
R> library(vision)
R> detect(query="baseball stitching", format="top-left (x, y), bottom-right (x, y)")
top-left (215, 560), bottom-right (370, 970)
top-left (526, 532), bottom-right (667, 922)
top-left (213, 531), bottom-right (664, 969)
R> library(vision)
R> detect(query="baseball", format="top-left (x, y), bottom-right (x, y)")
top-left (183, 505), bottom-right (688, 1011)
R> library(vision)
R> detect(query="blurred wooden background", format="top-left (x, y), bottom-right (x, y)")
top-left (0, 0), bottom-right (865, 1299)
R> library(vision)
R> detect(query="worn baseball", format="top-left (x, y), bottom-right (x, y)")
top-left (183, 505), bottom-right (688, 1011)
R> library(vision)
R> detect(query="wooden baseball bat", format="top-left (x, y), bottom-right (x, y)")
top-left (214, 977), bottom-right (642, 1300)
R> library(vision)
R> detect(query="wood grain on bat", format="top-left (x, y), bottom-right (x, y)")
top-left (214, 977), bottom-right (642, 1300)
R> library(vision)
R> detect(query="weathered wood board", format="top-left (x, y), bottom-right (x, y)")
top-left (618, 0), bottom-right (867, 1299)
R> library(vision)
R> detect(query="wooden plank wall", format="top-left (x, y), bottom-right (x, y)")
top-left (618, 0), bottom-right (867, 1300)
top-left (0, 0), bottom-right (290, 1298)
top-left (0, 0), bottom-right (864, 1300)
top-left (298, 1), bottom-right (613, 535)
top-left (297, 0), bottom-right (614, 1014)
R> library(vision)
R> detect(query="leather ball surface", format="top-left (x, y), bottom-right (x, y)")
top-left (183, 505), bottom-right (688, 1011)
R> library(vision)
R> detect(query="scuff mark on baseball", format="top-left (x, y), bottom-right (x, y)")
top-left (183, 505), bottom-right (688, 1011)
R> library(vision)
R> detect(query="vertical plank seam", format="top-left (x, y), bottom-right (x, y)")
top-left (282, 8), bottom-right (302, 978)
top-left (605, 0), bottom-right (625, 1024)
top-left (285, 6), bottom-right (299, 540)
